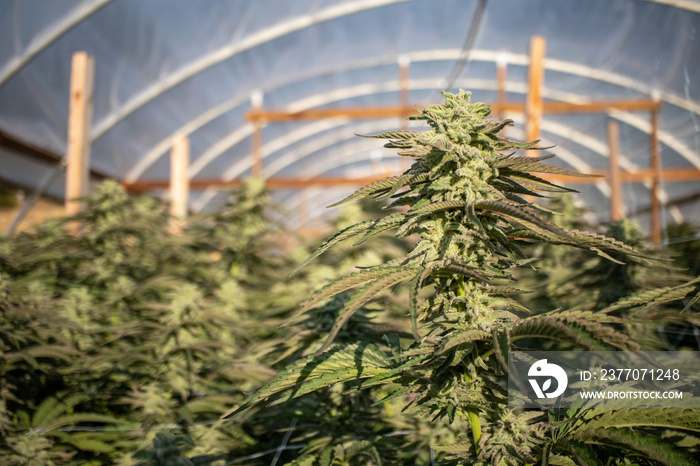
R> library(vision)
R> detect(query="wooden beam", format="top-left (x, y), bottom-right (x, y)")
top-left (169, 135), bottom-right (189, 220)
top-left (298, 188), bottom-right (309, 230)
top-left (632, 190), bottom-right (700, 216)
top-left (526, 36), bottom-right (546, 155)
top-left (536, 99), bottom-right (661, 114)
top-left (252, 123), bottom-right (262, 177)
top-left (496, 58), bottom-right (507, 123)
top-left (124, 173), bottom-right (393, 192)
top-left (246, 106), bottom-right (417, 123)
top-left (617, 168), bottom-right (699, 182)
top-left (0, 128), bottom-right (110, 180)
top-left (399, 56), bottom-right (410, 129)
top-left (122, 168), bottom-right (700, 193)
top-left (65, 51), bottom-right (94, 219)
top-left (244, 100), bottom-right (661, 123)
top-left (607, 120), bottom-right (623, 221)
top-left (650, 104), bottom-right (662, 248)
top-left (0, 174), bottom-right (63, 202)
top-left (545, 168), bottom-right (700, 184)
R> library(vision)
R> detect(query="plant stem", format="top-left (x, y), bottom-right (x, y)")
top-left (467, 408), bottom-right (482, 454)
top-left (454, 277), bottom-right (482, 453)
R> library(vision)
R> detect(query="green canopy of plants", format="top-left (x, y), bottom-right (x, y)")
top-left (1, 90), bottom-right (699, 466)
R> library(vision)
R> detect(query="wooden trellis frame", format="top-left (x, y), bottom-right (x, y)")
top-left (204, 36), bottom-right (695, 246)
top-left (65, 51), bottom-right (94, 235)
top-left (4, 39), bottom-right (698, 245)
top-left (31, 39), bottom-right (690, 245)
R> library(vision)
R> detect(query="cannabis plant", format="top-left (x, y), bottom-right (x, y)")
top-left (132, 433), bottom-right (221, 465)
top-left (667, 221), bottom-right (700, 276)
top-left (228, 90), bottom-right (700, 465)
top-left (0, 180), bottom-right (292, 464)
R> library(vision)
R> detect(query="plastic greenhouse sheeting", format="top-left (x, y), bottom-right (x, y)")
top-left (0, 0), bottom-right (699, 233)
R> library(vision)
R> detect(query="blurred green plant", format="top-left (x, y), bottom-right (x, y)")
top-left (0, 178), bottom-right (435, 465)
top-left (132, 433), bottom-right (221, 466)
top-left (667, 221), bottom-right (700, 276)
top-left (0, 180), bottom-right (288, 463)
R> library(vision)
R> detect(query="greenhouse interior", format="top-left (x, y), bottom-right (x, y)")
top-left (1, 0), bottom-right (700, 464)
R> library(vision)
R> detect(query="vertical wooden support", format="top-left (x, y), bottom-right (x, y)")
top-left (252, 123), bottom-right (262, 177)
top-left (251, 90), bottom-right (263, 178)
top-left (399, 56), bottom-right (411, 171)
top-left (607, 120), bottom-right (622, 221)
top-left (65, 51), bottom-right (94, 221)
top-left (650, 103), bottom-right (662, 248)
top-left (399, 55), bottom-right (410, 129)
top-left (299, 188), bottom-right (308, 231)
top-left (496, 54), bottom-right (508, 136)
top-left (526, 36), bottom-right (546, 156)
top-left (170, 134), bottom-right (190, 221)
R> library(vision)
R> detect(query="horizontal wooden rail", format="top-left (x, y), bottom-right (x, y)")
top-left (632, 190), bottom-right (700, 216)
top-left (124, 173), bottom-right (394, 193)
top-left (246, 99), bottom-right (661, 123)
top-left (0, 128), bottom-right (110, 180)
top-left (122, 168), bottom-right (700, 193)
top-left (535, 99), bottom-right (661, 114)
top-left (547, 168), bottom-right (700, 184)
top-left (617, 168), bottom-right (700, 182)
top-left (246, 106), bottom-right (417, 122)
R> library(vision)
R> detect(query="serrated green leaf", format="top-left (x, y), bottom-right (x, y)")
top-left (493, 327), bottom-right (510, 373)
top-left (475, 200), bottom-right (567, 235)
top-left (438, 329), bottom-right (491, 354)
top-left (501, 171), bottom-right (577, 193)
top-left (357, 130), bottom-right (420, 140)
top-left (600, 278), bottom-right (700, 314)
top-left (329, 175), bottom-right (414, 208)
top-left (25, 345), bottom-right (82, 362)
top-left (32, 395), bottom-right (87, 428)
top-left (63, 436), bottom-right (115, 454)
top-left (285, 265), bottom-right (408, 325)
top-left (408, 200), bottom-right (466, 216)
top-left (579, 408), bottom-right (700, 433)
top-left (511, 311), bottom-right (639, 351)
top-left (497, 155), bottom-right (599, 178)
top-left (571, 427), bottom-right (696, 466)
top-left (353, 213), bottom-right (407, 245)
top-left (225, 342), bottom-right (392, 418)
top-left (564, 227), bottom-right (672, 267)
top-left (430, 442), bottom-right (473, 453)
top-left (43, 413), bottom-right (126, 431)
top-left (290, 220), bottom-right (374, 275)
top-left (316, 268), bottom-right (417, 354)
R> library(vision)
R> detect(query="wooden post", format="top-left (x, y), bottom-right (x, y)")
top-left (170, 134), bottom-right (190, 221)
top-left (251, 90), bottom-right (263, 178)
top-left (526, 36), bottom-right (546, 156)
top-left (607, 120), bottom-right (622, 221)
top-left (650, 103), bottom-right (662, 248)
top-left (399, 56), bottom-right (411, 171)
top-left (299, 188), bottom-right (308, 231)
top-left (65, 51), bottom-right (94, 221)
top-left (496, 53), bottom-right (508, 136)
top-left (399, 56), bottom-right (410, 129)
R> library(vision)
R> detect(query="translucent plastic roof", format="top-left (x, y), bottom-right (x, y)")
top-left (1, 0), bottom-right (699, 231)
